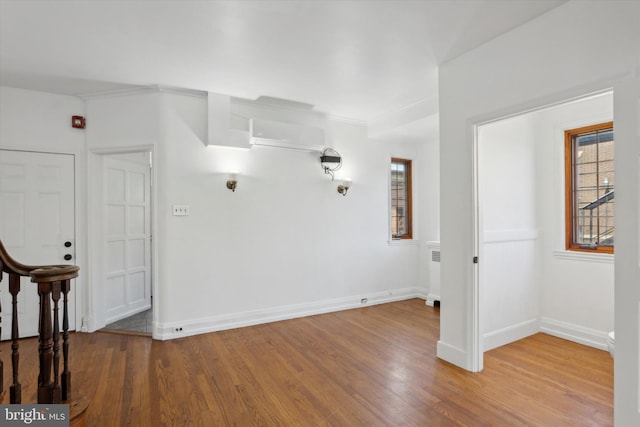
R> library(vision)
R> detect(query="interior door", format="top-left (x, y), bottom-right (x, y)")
top-left (103, 155), bottom-right (151, 324)
top-left (0, 149), bottom-right (76, 340)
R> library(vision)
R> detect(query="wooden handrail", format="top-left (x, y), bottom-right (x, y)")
top-left (0, 239), bottom-right (79, 406)
top-left (0, 239), bottom-right (40, 277)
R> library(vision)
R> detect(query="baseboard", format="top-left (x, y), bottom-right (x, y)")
top-left (437, 340), bottom-right (470, 370)
top-left (414, 288), bottom-right (429, 300)
top-left (154, 287), bottom-right (424, 340)
top-left (539, 317), bottom-right (609, 351)
top-left (483, 318), bottom-right (539, 352)
top-left (425, 293), bottom-right (441, 307)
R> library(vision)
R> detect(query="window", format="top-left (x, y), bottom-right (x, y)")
top-left (564, 122), bottom-right (614, 253)
top-left (391, 158), bottom-right (412, 239)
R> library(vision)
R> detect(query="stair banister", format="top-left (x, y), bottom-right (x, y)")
top-left (0, 240), bottom-right (80, 406)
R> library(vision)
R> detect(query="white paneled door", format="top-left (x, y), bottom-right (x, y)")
top-left (104, 156), bottom-right (151, 324)
top-left (0, 150), bottom-right (76, 340)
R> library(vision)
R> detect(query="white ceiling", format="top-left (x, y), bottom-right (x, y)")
top-left (0, 0), bottom-right (566, 127)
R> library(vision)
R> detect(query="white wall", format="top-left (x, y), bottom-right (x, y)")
top-left (1, 84), bottom-right (429, 340)
top-left (0, 86), bottom-right (85, 153)
top-left (535, 93), bottom-right (614, 348)
top-left (0, 85), bottom-right (87, 330)
top-left (83, 89), bottom-right (423, 338)
top-left (418, 138), bottom-right (440, 301)
top-left (478, 114), bottom-right (539, 351)
top-left (438, 0), bottom-right (639, 424)
top-left (477, 93), bottom-right (615, 353)
top-left (84, 90), bottom-right (160, 331)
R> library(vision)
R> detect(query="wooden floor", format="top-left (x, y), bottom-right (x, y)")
top-left (1, 299), bottom-right (612, 426)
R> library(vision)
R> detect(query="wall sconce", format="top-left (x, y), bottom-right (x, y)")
top-left (337, 180), bottom-right (351, 196)
top-left (226, 173), bottom-right (238, 192)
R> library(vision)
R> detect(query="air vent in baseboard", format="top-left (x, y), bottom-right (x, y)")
top-left (431, 250), bottom-right (441, 262)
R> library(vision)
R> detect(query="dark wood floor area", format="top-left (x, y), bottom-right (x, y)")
top-left (1, 299), bottom-right (612, 426)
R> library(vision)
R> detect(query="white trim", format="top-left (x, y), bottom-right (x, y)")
top-left (0, 148), bottom-right (85, 336)
top-left (86, 145), bottom-right (158, 338)
top-left (552, 249), bottom-right (614, 264)
top-left (471, 120), bottom-right (482, 372)
top-left (539, 317), bottom-right (608, 351)
top-left (0, 144), bottom-right (81, 157)
top-left (483, 229), bottom-right (538, 244)
top-left (436, 340), bottom-right (468, 369)
top-left (465, 81), bottom-right (623, 375)
top-left (154, 287), bottom-right (423, 340)
top-left (414, 288), bottom-right (429, 300)
top-left (327, 113), bottom-right (368, 127)
top-left (80, 85), bottom-right (158, 101)
top-left (80, 84), bottom-right (206, 101)
top-left (155, 85), bottom-right (206, 99)
top-left (470, 86), bottom-right (617, 129)
top-left (387, 239), bottom-right (419, 246)
top-left (483, 318), bottom-right (539, 352)
top-left (425, 293), bottom-right (440, 307)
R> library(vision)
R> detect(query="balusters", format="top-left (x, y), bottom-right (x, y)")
top-left (52, 280), bottom-right (62, 403)
top-left (61, 279), bottom-right (71, 401)
top-left (9, 273), bottom-right (21, 404)
top-left (37, 281), bottom-right (54, 403)
top-left (30, 265), bottom-right (78, 404)
top-left (0, 241), bottom-right (78, 406)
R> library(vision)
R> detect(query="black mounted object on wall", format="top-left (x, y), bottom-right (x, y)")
top-left (320, 148), bottom-right (342, 180)
top-left (320, 155), bottom-right (341, 163)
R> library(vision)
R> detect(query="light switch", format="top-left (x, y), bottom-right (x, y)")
top-left (173, 205), bottom-right (190, 216)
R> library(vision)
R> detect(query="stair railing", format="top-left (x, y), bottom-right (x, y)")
top-left (0, 239), bottom-right (78, 404)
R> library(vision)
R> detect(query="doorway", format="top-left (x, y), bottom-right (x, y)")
top-left (0, 149), bottom-right (77, 339)
top-left (475, 91), bottom-right (614, 357)
top-left (90, 149), bottom-right (153, 335)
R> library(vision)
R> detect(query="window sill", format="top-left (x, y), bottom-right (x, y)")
top-left (388, 238), bottom-right (419, 246)
top-left (553, 249), bottom-right (614, 264)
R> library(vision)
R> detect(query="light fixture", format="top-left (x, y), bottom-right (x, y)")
top-left (320, 148), bottom-right (342, 181)
top-left (226, 173), bottom-right (238, 192)
top-left (337, 179), bottom-right (351, 196)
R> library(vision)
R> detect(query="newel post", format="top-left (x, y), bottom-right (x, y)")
top-left (30, 265), bottom-right (79, 404)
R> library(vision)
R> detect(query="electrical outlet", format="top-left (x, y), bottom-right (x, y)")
top-left (174, 327), bottom-right (183, 332)
top-left (361, 298), bottom-right (368, 304)
top-left (172, 205), bottom-right (190, 216)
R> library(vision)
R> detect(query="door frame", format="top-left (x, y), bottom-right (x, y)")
top-left (469, 82), bottom-right (618, 371)
top-left (87, 145), bottom-right (157, 337)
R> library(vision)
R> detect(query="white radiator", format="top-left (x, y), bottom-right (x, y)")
top-left (426, 241), bottom-right (441, 306)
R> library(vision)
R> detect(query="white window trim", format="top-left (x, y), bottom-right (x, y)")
top-left (553, 249), bottom-right (614, 264)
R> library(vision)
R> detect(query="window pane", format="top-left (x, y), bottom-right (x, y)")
top-left (566, 123), bottom-right (614, 251)
top-left (391, 158), bottom-right (412, 239)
